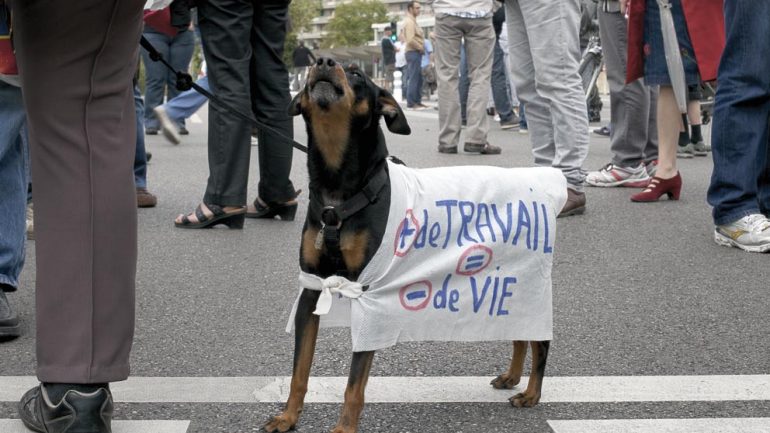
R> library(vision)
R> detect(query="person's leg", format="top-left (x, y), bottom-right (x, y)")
top-left (490, 36), bottom-right (514, 124)
top-left (654, 86), bottom-right (681, 179)
top-left (459, 43), bottom-right (469, 123)
top-left (643, 86), bottom-right (660, 164)
top-left (708, 0), bottom-right (770, 225)
top-left (133, 84), bottom-right (148, 189)
top-left (251, 0), bottom-right (297, 204)
top-left (197, 0), bottom-right (254, 207)
top-left (406, 51), bottom-right (422, 106)
top-left (162, 75), bottom-right (210, 122)
top-left (0, 82), bottom-right (27, 295)
top-left (165, 29), bottom-right (196, 129)
top-left (518, 0), bottom-right (588, 191)
top-left (140, 30), bottom-right (170, 132)
top-left (505, 1), bottom-right (554, 171)
top-left (434, 14), bottom-right (464, 151)
top-left (463, 17), bottom-right (496, 145)
top-left (600, 6), bottom-right (650, 168)
top-left (12, 0), bottom-right (142, 383)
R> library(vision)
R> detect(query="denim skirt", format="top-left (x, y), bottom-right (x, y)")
top-left (643, 0), bottom-right (701, 86)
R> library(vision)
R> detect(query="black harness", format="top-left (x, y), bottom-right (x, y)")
top-left (309, 161), bottom-right (389, 253)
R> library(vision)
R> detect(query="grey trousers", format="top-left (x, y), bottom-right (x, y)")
top-left (11, 0), bottom-right (142, 383)
top-left (599, 7), bottom-right (659, 167)
top-left (434, 14), bottom-right (496, 147)
top-left (505, 0), bottom-right (589, 190)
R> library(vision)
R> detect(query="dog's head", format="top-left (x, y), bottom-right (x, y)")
top-left (289, 57), bottom-right (411, 137)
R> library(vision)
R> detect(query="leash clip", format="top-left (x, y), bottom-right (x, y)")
top-left (315, 206), bottom-right (342, 250)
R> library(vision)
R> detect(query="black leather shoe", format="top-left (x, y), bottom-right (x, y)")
top-left (464, 141), bottom-right (502, 155)
top-left (0, 291), bottom-right (20, 340)
top-left (558, 188), bottom-right (586, 218)
top-left (19, 384), bottom-right (113, 433)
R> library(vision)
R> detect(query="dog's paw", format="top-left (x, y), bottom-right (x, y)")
top-left (491, 373), bottom-right (520, 389)
top-left (509, 391), bottom-right (540, 408)
top-left (330, 426), bottom-right (356, 433)
top-left (264, 414), bottom-right (297, 432)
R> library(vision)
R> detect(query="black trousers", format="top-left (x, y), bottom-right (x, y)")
top-left (198, 0), bottom-right (296, 206)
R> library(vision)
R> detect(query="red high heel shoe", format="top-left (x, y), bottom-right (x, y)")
top-left (630, 172), bottom-right (682, 202)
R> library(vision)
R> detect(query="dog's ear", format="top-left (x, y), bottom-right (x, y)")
top-left (377, 88), bottom-right (411, 135)
top-left (288, 89), bottom-right (305, 116)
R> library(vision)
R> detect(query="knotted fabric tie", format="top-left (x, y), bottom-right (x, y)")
top-left (299, 271), bottom-right (364, 315)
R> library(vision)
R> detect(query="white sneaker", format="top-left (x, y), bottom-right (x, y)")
top-left (26, 203), bottom-right (34, 240)
top-left (153, 106), bottom-right (181, 145)
top-left (714, 214), bottom-right (770, 253)
top-left (645, 160), bottom-right (658, 177)
top-left (585, 163), bottom-right (650, 188)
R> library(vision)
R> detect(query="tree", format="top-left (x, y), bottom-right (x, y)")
top-left (324, 0), bottom-right (388, 49)
top-left (284, 0), bottom-right (321, 67)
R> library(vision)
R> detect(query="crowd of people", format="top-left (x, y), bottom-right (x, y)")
top-left (1, 0), bottom-right (769, 432)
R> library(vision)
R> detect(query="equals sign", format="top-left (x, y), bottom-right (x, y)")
top-left (465, 255), bottom-right (485, 270)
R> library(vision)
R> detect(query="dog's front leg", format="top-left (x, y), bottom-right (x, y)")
top-left (510, 340), bottom-right (549, 408)
top-left (491, 340), bottom-right (528, 389)
top-left (265, 289), bottom-right (321, 433)
top-left (330, 350), bottom-right (375, 433)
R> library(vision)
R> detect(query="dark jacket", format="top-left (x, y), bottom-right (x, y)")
top-left (293, 46), bottom-right (315, 68)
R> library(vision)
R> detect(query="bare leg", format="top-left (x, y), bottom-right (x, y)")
top-left (656, 86), bottom-right (681, 179)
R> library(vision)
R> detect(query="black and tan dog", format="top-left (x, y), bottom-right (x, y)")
top-left (264, 58), bottom-right (550, 433)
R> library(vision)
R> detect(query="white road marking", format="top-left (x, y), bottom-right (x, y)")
top-left (0, 420), bottom-right (189, 433)
top-left (548, 418), bottom-right (770, 433)
top-left (1, 375), bottom-right (769, 404)
top-left (404, 109), bottom-right (438, 119)
top-left (189, 113), bottom-right (202, 124)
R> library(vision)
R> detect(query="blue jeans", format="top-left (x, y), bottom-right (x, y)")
top-left (140, 29), bottom-right (195, 130)
top-left (0, 82), bottom-right (29, 290)
top-left (491, 37), bottom-right (513, 123)
top-left (459, 43), bottom-right (469, 122)
top-left (707, 0), bottom-right (770, 225)
top-left (405, 50), bottom-right (423, 106)
top-left (133, 84), bottom-right (148, 189)
top-left (163, 75), bottom-right (209, 122)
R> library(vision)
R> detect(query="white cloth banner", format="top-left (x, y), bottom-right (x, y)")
top-left (287, 161), bottom-right (567, 352)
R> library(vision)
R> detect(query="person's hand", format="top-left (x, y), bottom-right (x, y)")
top-left (620, 0), bottom-right (630, 15)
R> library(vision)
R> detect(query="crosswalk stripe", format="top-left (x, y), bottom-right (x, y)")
top-left (404, 110), bottom-right (438, 119)
top-left (0, 420), bottom-right (190, 433)
top-left (547, 418), bottom-right (770, 433)
top-left (1, 375), bottom-right (769, 404)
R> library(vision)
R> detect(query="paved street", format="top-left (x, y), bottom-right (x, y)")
top-left (2, 100), bottom-right (769, 433)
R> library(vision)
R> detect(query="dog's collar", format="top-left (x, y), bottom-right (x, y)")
top-left (310, 160), bottom-right (389, 251)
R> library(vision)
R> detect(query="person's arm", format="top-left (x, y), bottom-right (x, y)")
top-left (620, 0), bottom-right (630, 15)
top-left (404, 19), bottom-right (423, 52)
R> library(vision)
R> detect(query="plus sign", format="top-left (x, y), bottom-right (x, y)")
top-left (398, 217), bottom-right (415, 249)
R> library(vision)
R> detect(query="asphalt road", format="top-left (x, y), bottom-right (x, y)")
top-left (1, 99), bottom-right (769, 433)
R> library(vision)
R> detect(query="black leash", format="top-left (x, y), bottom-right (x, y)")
top-left (139, 36), bottom-right (309, 153)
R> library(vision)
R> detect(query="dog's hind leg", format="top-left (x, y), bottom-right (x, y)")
top-left (491, 340), bottom-right (528, 389)
top-left (330, 350), bottom-right (375, 433)
top-left (265, 289), bottom-right (321, 433)
top-left (509, 340), bottom-right (549, 408)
